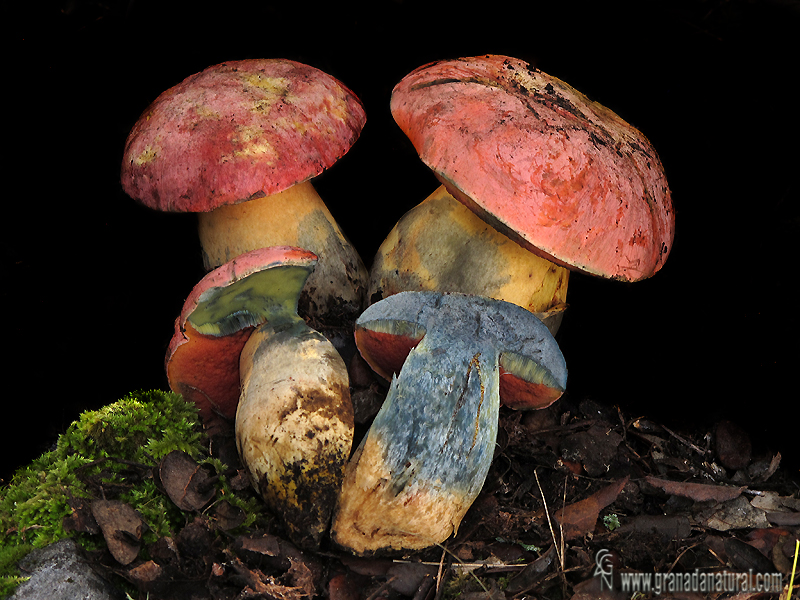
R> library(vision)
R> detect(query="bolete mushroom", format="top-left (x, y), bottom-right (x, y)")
top-left (373, 55), bottom-right (674, 330)
top-left (331, 291), bottom-right (566, 555)
top-left (121, 58), bottom-right (369, 327)
top-left (166, 246), bottom-right (353, 549)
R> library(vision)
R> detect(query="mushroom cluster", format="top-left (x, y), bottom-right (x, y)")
top-left (122, 54), bottom-right (673, 555)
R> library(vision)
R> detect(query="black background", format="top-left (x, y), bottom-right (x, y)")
top-left (6, 0), bottom-right (798, 481)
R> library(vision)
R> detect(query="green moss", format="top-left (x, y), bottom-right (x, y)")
top-left (0, 389), bottom-right (269, 598)
top-left (0, 544), bottom-right (32, 597)
top-left (0, 390), bottom-right (201, 550)
top-left (58, 388), bottom-right (203, 463)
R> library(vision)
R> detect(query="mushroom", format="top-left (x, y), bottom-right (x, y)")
top-left (331, 291), bottom-right (566, 555)
top-left (121, 58), bottom-right (369, 327)
top-left (166, 246), bottom-right (353, 549)
top-left (373, 55), bottom-right (674, 329)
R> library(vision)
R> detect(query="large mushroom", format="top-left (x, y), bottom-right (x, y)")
top-left (372, 55), bottom-right (674, 330)
top-left (166, 246), bottom-right (353, 549)
top-left (121, 58), bottom-right (369, 327)
top-left (331, 291), bottom-right (566, 555)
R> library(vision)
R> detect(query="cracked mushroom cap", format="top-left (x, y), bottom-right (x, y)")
top-left (121, 58), bottom-right (366, 213)
top-left (391, 55), bottom-right (674, 282)
top-left (166, 246), bottom-right (317, 422)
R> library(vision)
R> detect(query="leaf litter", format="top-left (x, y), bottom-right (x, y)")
top-left (39, 387), bottom-right (800, 599)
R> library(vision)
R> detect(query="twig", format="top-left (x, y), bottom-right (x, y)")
top-left (412, 574), bottom-right (435, 600)
top-left (393, 559), bottom-right (529, 574)
top-left (534, 469), bottom-right (563, 570)
top-left (667, 541), bottom-right (703, 574)
top-left (365, 577), bottom-right (397, 600)
top-left (661, 424), bottom-right (706, 456)
top-left (436, 547), bottom-right (446, 596)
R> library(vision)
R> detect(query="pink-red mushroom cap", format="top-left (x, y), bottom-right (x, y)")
top-left (390, 55), bottom-right (674, 282)
top-left (121, 59), bottom-right (366, 213)
top-left (166, 246), bottom-right (317, 422)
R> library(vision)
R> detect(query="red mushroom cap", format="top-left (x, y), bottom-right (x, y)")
top-left (390, 55), bottom-right (674, 282)
top-left (166, 246), bottom-right (317, 421)
top-left (122, 59), bottom-right (366, 213)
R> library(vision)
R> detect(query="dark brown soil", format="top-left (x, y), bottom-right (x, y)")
top-left (72, 381), bottom-right (799, 600)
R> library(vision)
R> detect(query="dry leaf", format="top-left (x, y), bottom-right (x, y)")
top-left (554, 476), bottom-right (628, 540)
top-left (158, 450), bottom-right (217, 511)
top-left (701, 496), bottom-right (771, 531)
top-left (615, 514), bottom-right (691, 539)
top-left (645, 476), bottom-right (745, 503)
top-left (91, 499), bottom-right (143, 565)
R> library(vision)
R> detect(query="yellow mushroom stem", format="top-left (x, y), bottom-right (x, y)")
top-left (198, 180), bottom-right (368, 319)
top-left (368, 185), bottom-right (569, 334)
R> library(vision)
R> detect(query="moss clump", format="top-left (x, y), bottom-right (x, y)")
top-left (0, 389), bottom-right (267, 597)
top-left (0, 390), bottom-right (203, 549)
top-left (0, 544), bottom-right (32, 597)
top-left (62, 388), bottom-right (204, 463)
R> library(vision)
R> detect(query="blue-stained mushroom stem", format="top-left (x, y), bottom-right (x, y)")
top-left (331, 291), bottom-right (566, 555)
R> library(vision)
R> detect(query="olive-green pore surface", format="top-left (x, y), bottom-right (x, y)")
top-left (188, 265), bottom-right (311, 336)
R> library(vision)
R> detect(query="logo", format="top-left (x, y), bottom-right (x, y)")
top-left (594, 549), bottom-right (614, 591)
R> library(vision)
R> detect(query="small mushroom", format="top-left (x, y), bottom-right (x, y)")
top-left (166, 246), bottom-right (353, 549)
top-left (121, 58), bottom-right (369, 326)
top-left (331, 291), bottom-right (566, 555)
top-left (375, 55), bottom-right (674, 330)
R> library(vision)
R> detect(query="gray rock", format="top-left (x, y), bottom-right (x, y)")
top-left (10, 538), bottom-right (124, 600)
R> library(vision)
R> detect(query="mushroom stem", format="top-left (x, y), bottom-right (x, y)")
top-left (369, 185), bottom-right (569, 334)
top-left (332, 328), bottom-right (500, 555)
top-left (198, 180), bottom-right (368, 324)
top-left (237, 318), bottom-right (354, 550)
